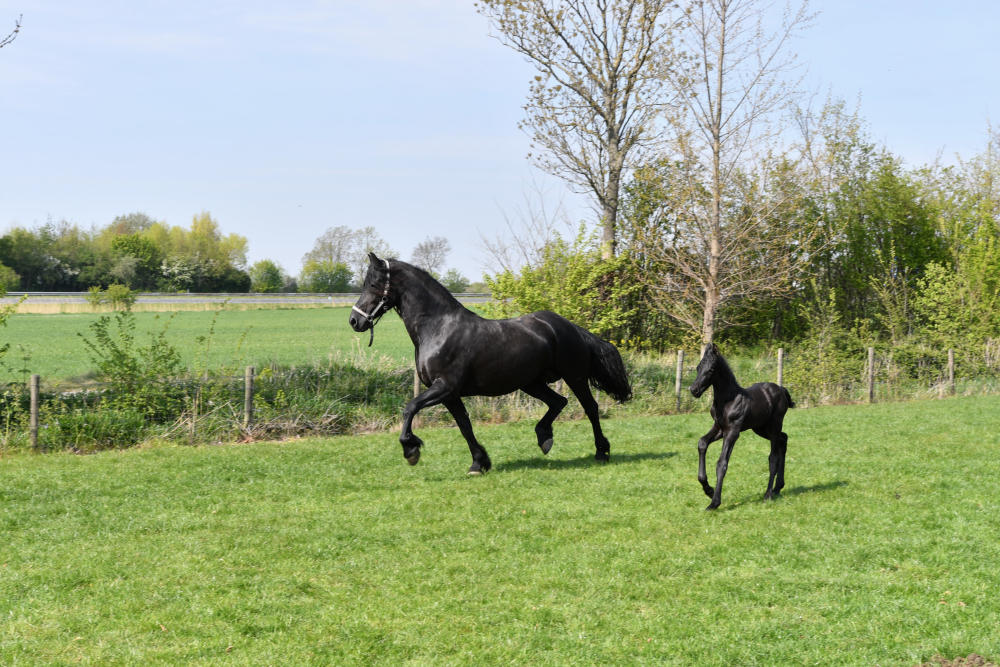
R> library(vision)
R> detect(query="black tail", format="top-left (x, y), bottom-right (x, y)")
top-left (783, 386), bottom-right (796, 409)
top-left (586, 335), bottom-right (632, 403)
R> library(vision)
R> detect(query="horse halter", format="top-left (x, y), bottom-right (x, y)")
top-left (352, 258), bottom-right (391, 347)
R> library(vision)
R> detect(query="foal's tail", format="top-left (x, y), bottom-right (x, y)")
top-left (783, 386), bottom-right (796, 409)
top-left (585, 334), bottom-right (632, 403)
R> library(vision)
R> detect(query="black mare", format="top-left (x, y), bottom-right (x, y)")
top-left (689, 343), bottom-right (795, 510)
top-left (349, 253), bottom-right (632, 474)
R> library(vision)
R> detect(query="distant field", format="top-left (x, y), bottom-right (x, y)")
top-left (0, 307), bottom-right (417, 383)
top-left (2, 396), bottom-right (998, 664)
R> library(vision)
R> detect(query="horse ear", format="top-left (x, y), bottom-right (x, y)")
top-left (368, 252), bottom-right (380, 265)
top-left (710, 343), bottom-right (720, 354)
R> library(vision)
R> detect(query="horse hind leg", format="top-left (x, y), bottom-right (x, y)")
top-left (564, 377), bottom-right (610, 462)
top-left (521, 381), bottom-right (569, 455)
top-left (763, 430), bottom-right (788, 500)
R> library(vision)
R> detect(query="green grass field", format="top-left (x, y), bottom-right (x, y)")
top-left (2, 395), bottom-right (998, 664)
top-left (0, 308), bottom-right (415, 383)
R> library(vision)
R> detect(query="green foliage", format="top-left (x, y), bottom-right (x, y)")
top-left (299, 259), bottom-right (352, 292)
top-left (110, 233), bottom-right (164, 289)
top-left (0, 212), bottom-right (251, 292)
top-left (248, 259), bottom-right (285, 293)
top-left (439, 268), bottom-right (470, 292)
top-left (77, 310), bottom-right (185, 420)
top-left (40, 406), bottom-right (147, 452)
top-left (0, 261), bottom-right (19, 290)
top-left (784, 287), bottom-right (868, 405)
top-left (85, 283), bottom-right (137, 310)
top-left (485, 227), bottom-right (645, 345)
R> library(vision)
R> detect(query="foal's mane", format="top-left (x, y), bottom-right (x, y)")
top-left (707, 345), bottom-right (738, 386)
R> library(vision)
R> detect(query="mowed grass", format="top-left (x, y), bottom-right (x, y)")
top-left (0, 308), bottom-right (415, 382)
top-left (2, 396), bottom-right (998, 664)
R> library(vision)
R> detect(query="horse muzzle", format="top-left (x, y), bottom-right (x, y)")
top-left (348, 310), bottom-right (371, 332)
top-left (689, 382), bottom-right (706, 398)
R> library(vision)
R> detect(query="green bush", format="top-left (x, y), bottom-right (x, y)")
top-left (41, 407), bottom-right (147, 452)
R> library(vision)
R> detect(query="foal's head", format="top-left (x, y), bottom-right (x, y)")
top-left (349, 252), bottom-right (395, 334)
top-left (690, 343), bottom-right (725, 398)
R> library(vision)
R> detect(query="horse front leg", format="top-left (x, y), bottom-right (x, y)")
top-left (399, 378), bottom-right (452, 466)
top-left (697, 423), bottom-right (723, 499)
top-left (443, 398), bottom-right (491, 475)
top-left (707, 430), bottom-right (740, 510)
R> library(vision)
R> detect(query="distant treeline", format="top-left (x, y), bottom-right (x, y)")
top-left (0, 212), bottom-right (251, 293)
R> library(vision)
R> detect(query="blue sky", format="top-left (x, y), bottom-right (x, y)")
top-left (1, 1), bottom-right (998, 282)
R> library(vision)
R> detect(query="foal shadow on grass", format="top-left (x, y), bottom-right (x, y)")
top-left (724, 479), bottom-right (849, 510)
top-left (499, 451), bottom-right (678, 473)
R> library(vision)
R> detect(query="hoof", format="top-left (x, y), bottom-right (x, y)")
top-left (405, 452), bottom-right (420, 466)
top-left (467, 462), bottom-right (490, 476)
top-left (594, 451), bottom-right (610, 463)
top-left (539, 438), bottom-right (553, 455)
top-left (764, 490), bottom-right (780, 501)
top-left (705, 502), bottom-right (720, 511)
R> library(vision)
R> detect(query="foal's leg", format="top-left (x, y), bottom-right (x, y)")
top-left (521, 381), bottom-right (569, 455)
top-left (770, 431), bottom-right (789, 497)
top-left (707, 430), bottom-right (740, 510)
top-left (565, 377), bottom-right (610, 461)
top-left (697, 423), bottom-right (723, 499)
top-left (443, 397), bottom-right (492, 475)
top-left (399, 378), bottom-right (452, 465)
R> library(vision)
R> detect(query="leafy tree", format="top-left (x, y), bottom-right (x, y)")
top-left (650, 0), bottom-right (813, 344)
top-left (249, 259), bottom-right (286, 293)
top-left (0, 262), bottom-right (19, 291)
top-left (300, 259), bottom-right (352, 293)
top-left (477, 0), bottom-right (685, 257)
top-left (440, 268), bottom-right (470, 293)
top-left (110, 234), bottom-right (164, 289)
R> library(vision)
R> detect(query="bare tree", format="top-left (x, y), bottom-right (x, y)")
top-left (410, 236), bottom-right (451, 276)
top-left (479, 180), bottom-right (576, 274)
top-left (349, 226), bottom-right (395, 284)
top-left (302, 225), bottom-right (396, 286)
top-left (0, 14), bottom-right (21, 49)
top-left (302, 225), bottom-right (356, 266)
top-left (646, 0), bottom-right (815, 344)
top-left (477, 0), bottom-right (685, 258)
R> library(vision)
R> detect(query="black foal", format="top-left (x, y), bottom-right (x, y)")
top-left (689, 344), bottom-right (795, 510)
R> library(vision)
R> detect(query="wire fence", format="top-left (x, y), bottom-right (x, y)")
top-left (2, 342), bottom-right (998, 454)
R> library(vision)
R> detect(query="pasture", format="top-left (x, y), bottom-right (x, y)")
top-left (0, 307), bottom-right (414, 384)
top-left (2, 395), bottom-right (998, 664)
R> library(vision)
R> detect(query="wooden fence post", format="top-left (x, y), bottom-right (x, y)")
top-left (867, 347), bottom-right (875, 404)
top-left (674, 349), bottom-right (684, 411)
top-left (948, 349), bottom-right (955, 396)
top-left (29, 374), bottom-right (40, 451)
top-left (244, 365), bottom-right (255, 430)
top-left (777, 348), bottom-right (784, 386)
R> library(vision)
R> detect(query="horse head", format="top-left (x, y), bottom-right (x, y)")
top-left (349, 253), bottom-right (394, 339)
top-left (689, 343), bottom-right (720, 398)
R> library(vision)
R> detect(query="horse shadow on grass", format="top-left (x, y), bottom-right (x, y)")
top-left (723, 479), bottom-right (849, 511)
top-left (498, 451), bottom-right (678, 473)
